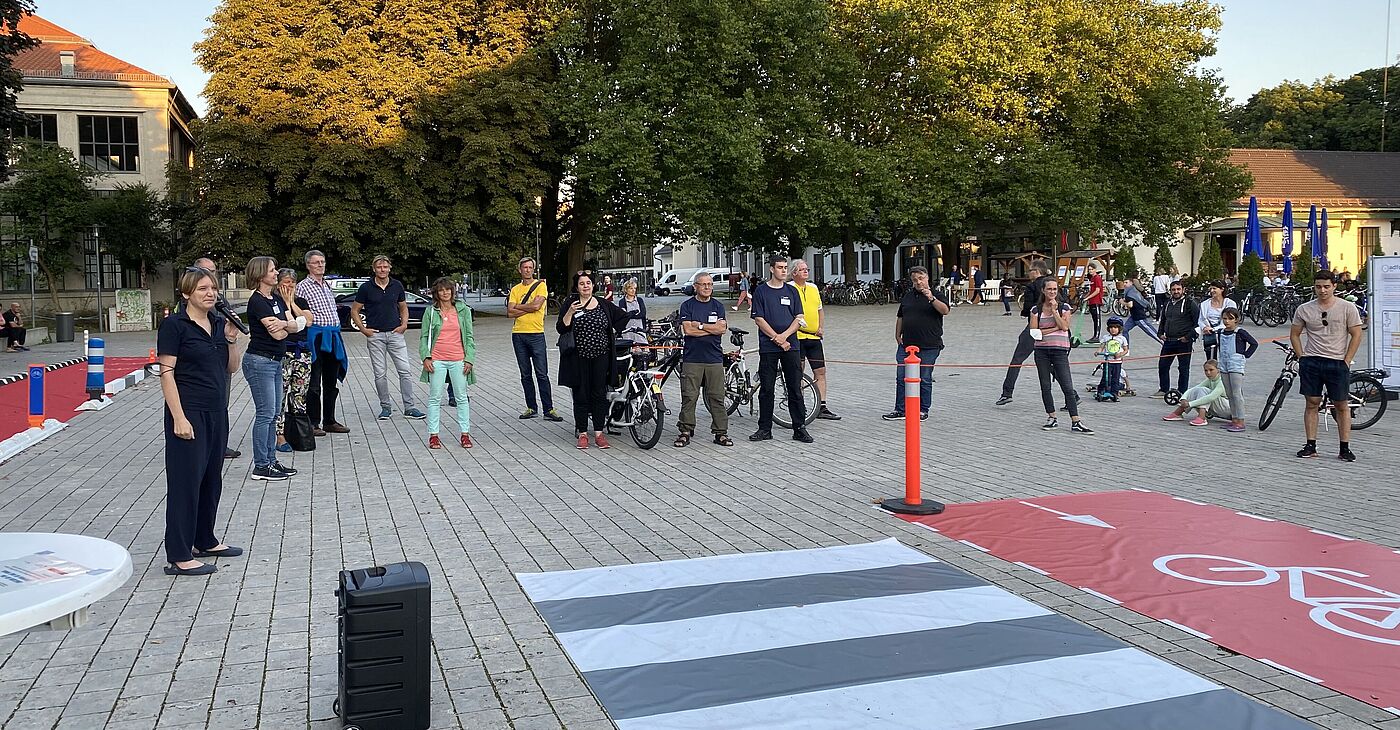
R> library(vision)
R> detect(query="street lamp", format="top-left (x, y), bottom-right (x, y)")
top-left (533, 196), bottom-right (543, 273)
top-left (92, 225), bottom-right (104, 332)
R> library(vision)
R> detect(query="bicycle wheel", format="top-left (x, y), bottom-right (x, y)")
top-left (724, 367), bottom-right (745, 415)
top-left (1310, 603), bottom-right (1400, 646)
top-left (773, 372), bottom-right (819, 428)
top-left (629, 386), bottom-right (664, 449)
top-left (1258, 376), bottom-right (1291, 431)
top-left (1338, 373), bottom-right (1387, 430)
top-left (1153, 554), bottom-right (1279, 586)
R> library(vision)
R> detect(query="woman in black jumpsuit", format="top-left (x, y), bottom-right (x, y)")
top-left (157, 268), bottom-right (243, 576)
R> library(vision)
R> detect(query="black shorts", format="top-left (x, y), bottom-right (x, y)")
top-left (1298, 356), bottom-right (1348, 401)
top-left (801, 338), bottom-right (826, 370)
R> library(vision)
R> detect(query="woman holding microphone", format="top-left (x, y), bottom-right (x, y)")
top-left (156, 268), bottom-right (243, 576)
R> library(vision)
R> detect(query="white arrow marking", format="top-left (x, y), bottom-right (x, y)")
top-left (1019, 500), bottom-right (1115, 529)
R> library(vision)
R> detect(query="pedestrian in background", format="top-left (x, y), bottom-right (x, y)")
top-left (1155, 280), bottom-right (1199, 397)
top-left (882, 266), bottom-right (948, 422)
top-left (420, 277), bottom-right (476, 450)
top-left (350, 255), bottom-right (426, 421)
top-left (733, 271), bottom-right (751, 312)
top-left (157, 267), bottom-right (244, 576)
top-left (274, 268), bottom-right (312, 453)
top-left (616, 278), bottom-right (648, 345)
top-left (296, 250), bottom-right (351, 435)
top-left (1030, 278), bottom-right (1093, 434)
top-left (996, 260), bottom-right (1053, 406)
top-left (790, 259), bottom-right (840, 420)
top-left (1215, 307), bottom-right (1258, 433)
top-left (1197, 280), bottom-right (1237, 361)
top-left (3, 302), bottom-right (27, 352)
top-left (507, 257), bottom-right (564, 421)
top-left (749, 255), bottom-right (812, 443)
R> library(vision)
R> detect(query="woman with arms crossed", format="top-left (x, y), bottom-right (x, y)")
top-left (157, 268), bottom-right (244, 576)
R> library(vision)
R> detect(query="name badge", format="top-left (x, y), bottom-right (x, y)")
top-left (780, 297), bottom-right (791, 306)
top-left (707, 314), bottom-right (718, 323)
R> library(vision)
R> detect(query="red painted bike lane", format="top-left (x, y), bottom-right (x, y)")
top-left (894, 490), bottom-right (1400, 713)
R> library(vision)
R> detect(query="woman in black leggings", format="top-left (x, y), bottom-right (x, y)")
top-left (556, 271), bottom-right (628, 449)
top-left (1030, 279), bottom-right (1093, 435)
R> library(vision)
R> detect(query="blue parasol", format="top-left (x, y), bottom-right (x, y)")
top-left (1319, 208), bottom-right (1329, 270)
top-left (1281, 201), bottom-right (1294, 274)
top-left (1308, 205), bottom-right (1320, 270)
top-left (1244, 197), bottom-right (1262, 259)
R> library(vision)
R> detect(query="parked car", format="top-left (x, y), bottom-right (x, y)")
top-left (335, 291), bottom-right (430, 330)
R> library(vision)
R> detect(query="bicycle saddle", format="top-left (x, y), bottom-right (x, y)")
top-left (729, 327), bottom-right (749, 335)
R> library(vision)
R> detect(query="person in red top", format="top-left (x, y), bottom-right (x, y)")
top-left (1085, 266), bottom-right (1106, 344)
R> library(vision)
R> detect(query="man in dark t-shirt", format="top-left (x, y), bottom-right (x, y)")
top-left (675, 274), bottom-right (730, 445)
top-left (351, 255), bottom-right (424, 421)
top-left (997, 260), bottom-right (1052, 406)
top-left (750, 255), bottom-right (812, 443)
top-left (883, 266), bottom-right (949, 420)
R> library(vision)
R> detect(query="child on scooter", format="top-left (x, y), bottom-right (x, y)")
top-left (1095, 318), bottom-right (1130, 399)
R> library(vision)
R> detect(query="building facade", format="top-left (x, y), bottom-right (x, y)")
top-left (4, 15), bottom-right (197, 323)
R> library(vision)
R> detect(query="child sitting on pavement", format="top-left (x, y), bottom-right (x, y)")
top-left (1162, 360), bottom-right (1230, 426)
top-left (1215, 307), bottom-right (1258, 433)
top-left (1095, 318), bottom-right (1130, 400)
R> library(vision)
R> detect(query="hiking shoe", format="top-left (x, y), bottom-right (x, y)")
top-left (250, 465), bottom-right (289, 481)
top-left (1189, 416), bottom-right (1207, 426)
top-left (429, 435), bottom-right (443, 449)
top-left (520, 408), bottom-right (538, 419)
top-left (1338, 449), bottom-right (1356, 463)
top-left (377, 407), bottom-right (392, 420)
top-left (461, 434), bottom-right (473, 449)
top-left (404, 408), bottom-right (427, 420)
top-left (792, 428), bottom-right (814, 443)
top-left (1071, 421), bottom-right (1094, 435)
top-left (816, 407), bottom-right (842, 420)
top-left (271, 461), bottom-right (297, 476)
top-left (1296, 444), bottom-right (1318, 459)
top-left (1041, 417), bottom-right (1058, 431)
top-left (1162, 413), bottom-right (1184, 422)
top-left (543, 409), bottom-right (564, 422)
top-left (995, 396), bottom-right (1012, 406)
top-left (881, 412), bottom-right (905, 421)
top-left (594, 434), bottom-right (611, 449)
top-left (749, 430), bottom-right (773, 441)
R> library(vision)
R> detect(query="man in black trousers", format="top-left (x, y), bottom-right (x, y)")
top-left (749, 255), bottom-right (813, 443)
top-left (1155, 280), bottom-right (1199, 397)
top-left (996, 260), bottom-right (1053, 406)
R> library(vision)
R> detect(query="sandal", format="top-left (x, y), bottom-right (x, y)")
top-left (713, 434), bottom-right (734, 447)
top-left (673, 432), bottom-right (692, 448)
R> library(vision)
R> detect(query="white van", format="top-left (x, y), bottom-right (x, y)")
top-left (655, 267), bottom-right (702, 295)
top-left (682, 268), bottom-right (737, 295)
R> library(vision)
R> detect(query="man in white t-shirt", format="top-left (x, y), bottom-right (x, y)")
top-left (1290, 270), bottom-right (1363, 462)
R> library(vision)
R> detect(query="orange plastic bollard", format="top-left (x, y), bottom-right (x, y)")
top-left (880, 346), bottom-right (945, 515)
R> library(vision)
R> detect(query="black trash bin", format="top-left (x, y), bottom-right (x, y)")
top-left (54, 312), bottom-right (75, 342)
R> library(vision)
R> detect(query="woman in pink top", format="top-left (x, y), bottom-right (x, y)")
top-left (1029, 279), bottom-right (1093, 434)
top-left (419, 278), bottom-right (477, 449)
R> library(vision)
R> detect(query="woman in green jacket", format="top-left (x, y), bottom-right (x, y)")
top-left (419, 278), bottom-right (477, 449)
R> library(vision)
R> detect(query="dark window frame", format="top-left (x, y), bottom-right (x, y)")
top-left (77, 115), bottom-right (140, 173)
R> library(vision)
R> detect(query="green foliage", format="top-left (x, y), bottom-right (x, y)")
top-left (89, 184), bottom-right (173, 284)
top-left (1228, 68), bottom-right (1400, 151)
top-left (1196, 236), bottom-right (1226, 283)
top-left (0, 143), bottom-right (94, 308)
top-left (1112, 246), bottom-right (1142, 281)
top-left (1358, 237), bottom-right (1386, 285)
top-left (1291, 250), bottom-right (1317, 287)
top-left (0, 0), bottom-right (38, 182)
top-left (1153, 238), bottom-right (1176, 274)
top-left (1237, 252), bottom-right (1264, 290)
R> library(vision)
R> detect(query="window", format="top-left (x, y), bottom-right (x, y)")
top-left (1360, 227), bottom-right (1380, 270)
top-left (78, 115), bottom-right (140, 172)
top-left (83, 227), bottom-right (130, 290)
top-left (8, 113), bottom-right (58, 144)
top-left (872, 250), bottom-right (882, 275)
top-left (861, 250), bottom-right (871, 275)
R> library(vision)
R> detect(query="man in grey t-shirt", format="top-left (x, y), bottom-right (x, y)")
top-left (1290, 270), bottom-right (1363, 461)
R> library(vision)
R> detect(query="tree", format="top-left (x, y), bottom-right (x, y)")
top-left (1196, 236), bottom-right (1225, 283)
top-left (0, 0), bottom-right (37, 182)
top-left (1237, 252), bottom-right (1264, 290)
top-left (1291, 250), bottom-right (1317, 287)
top-left (1153, 238), bottom-right (1176, 275)
top-left (1227, 68), bottom-right (1399, 151)
top-left (1113, 245), bottom-right (1142, 282)
top-left (89, 184), bottom-right (173, 288)
top-left (0, 142), bottom-right (95, 310)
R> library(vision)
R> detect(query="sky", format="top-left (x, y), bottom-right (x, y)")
top-left (27, 0), bottom-right (1400, 116)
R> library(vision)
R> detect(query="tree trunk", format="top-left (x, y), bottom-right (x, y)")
top-left (36, 259), bottom-right (62, 313)
top-left (842, 224), bottom-right (857, 284)
top-left (940, 231), bottom-right (961, 280)
top-left (877, 230), bottom-right (904, 282)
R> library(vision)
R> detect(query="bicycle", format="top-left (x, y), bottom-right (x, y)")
top-left (721, 327), bottom-right (819, 428)
top-left (1154, 553), bottom-right (1400, 646)
top-left (1257, 342), bottom-right (1387, 431)
top-left (604, 329), bottom-right (668, 449)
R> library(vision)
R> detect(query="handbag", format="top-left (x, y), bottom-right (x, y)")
top-left (285, 398), bottom-right (316, 452)
top-left (557, 329), bottom-right (576, 356)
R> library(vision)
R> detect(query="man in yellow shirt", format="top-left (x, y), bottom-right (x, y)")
top-left (791, 259), bottom-right (840, 420)
top-left (507, 258), bottom-right (563, 421)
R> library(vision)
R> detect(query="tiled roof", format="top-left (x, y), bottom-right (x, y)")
top-left (1230, 148), bottom-right (1400, 209)
top-left (11, 14), bottom-right (167, 84)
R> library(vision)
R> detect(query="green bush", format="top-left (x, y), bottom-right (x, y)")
top-left (1153, 238), bottom-right (1175, 275)
top-left (1291, 250), bottom-right (1316, 287)
top-left (1237, 252), bottom-right (1264, 290)
top-left (1196, 236), bottom-right (1226, 283)
top-left (1113, 246), bottom-right (1142, 281)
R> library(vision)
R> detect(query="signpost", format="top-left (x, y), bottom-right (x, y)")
top-left (27, 243), bottom-right (37, 332)
top-left (1368, 255), bottom-right (1400, 390)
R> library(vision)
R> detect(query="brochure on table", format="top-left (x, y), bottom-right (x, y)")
top-left (1370, 255), bottom-right (1400, 390)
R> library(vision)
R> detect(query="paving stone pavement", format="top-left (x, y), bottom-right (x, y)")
top-left (1, 301), bottom-right (1397, 729)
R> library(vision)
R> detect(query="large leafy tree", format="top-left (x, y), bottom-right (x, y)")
top-left (89, 183), bottom-right (172, 288)
top-left (1227, 69), bottom-right (1397, 151)
top-left (0, 143), bottom-right (94, 310)
top-left (0, 0), bottom-right (36, 182)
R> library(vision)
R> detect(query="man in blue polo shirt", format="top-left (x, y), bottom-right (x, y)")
top-left (750, 255), bottom-right (812, 443)
top-left (675, 273), bottom-right (731, 446)
top-left (350, 256), bottom-right (426, 420)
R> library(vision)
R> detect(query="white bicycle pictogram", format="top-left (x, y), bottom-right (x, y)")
top-left (1153, 554), bottom-right (1400, 646)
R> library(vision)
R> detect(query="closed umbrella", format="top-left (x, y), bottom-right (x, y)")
top-left (1281, 201), bottom-right (1294, 274)
top-left (1308, 205), bottom-right (1320, 269)
top-left (1244, 196), bottom-right (1262, 259)
top-left (1319, 208), bottom-right (1330, 270)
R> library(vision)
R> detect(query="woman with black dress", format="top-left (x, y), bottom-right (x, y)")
top-left (156, 268), bottom-right (243, 576)
top-left (557, 271), bottom-right (629, 449)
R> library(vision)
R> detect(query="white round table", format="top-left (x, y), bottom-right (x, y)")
top-left (0, 533), bottom-right (133, 636)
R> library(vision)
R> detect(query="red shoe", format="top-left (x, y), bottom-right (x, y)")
top-left (594, 434), bottom-right (611, 449)
top-left (428, 435), bottom-right (443, 449)
top-left (577, 434), bottom-right (590, 449)
top-left (461, 433), bottom-right (473, 449)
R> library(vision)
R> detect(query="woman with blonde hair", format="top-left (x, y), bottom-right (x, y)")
top-left (241, 256), bottom-right (303, 481)
top-left (419, 277), bottom-right (477, 449)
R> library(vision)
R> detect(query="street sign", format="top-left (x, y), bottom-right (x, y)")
top-left (892, 490), bottom-right (1400, 713)
top-left (28, 245), bottom-right (38, 263)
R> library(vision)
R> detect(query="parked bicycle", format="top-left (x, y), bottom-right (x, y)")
top-left (721, 327), bottom-right (819, 428)
top-left (1257, 342), bottom-right (1387, 431)
top-left (604, 328), bottom-right (668, 449)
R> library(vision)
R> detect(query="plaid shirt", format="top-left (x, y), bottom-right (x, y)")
top-left (296, 276), bottom-right (340, 327)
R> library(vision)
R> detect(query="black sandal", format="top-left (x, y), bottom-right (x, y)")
top-left (674, 432), bottom-right (692, 447)
top-left (713, 434), bottom-right (734, 447)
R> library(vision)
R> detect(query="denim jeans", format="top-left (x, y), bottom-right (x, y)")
top-left (242, 353), bottom-right (284, 468)
top-left (512, 333), bottom-right (553, 411)
top-left (1122, 317), bottom-right (1159, 345)
top-left (893, 346), bottom-right (940, 415)
top-left (427, 360), bottom-right (471, 435)
top-left (367, 331), bottom-right (417, 411)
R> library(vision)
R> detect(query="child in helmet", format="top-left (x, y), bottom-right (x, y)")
top-left (1095, 318), bottom-right (1129, 400)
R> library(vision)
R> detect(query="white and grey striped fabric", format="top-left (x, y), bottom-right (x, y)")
top-left (517, 539), bottom-right (1312, 730)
